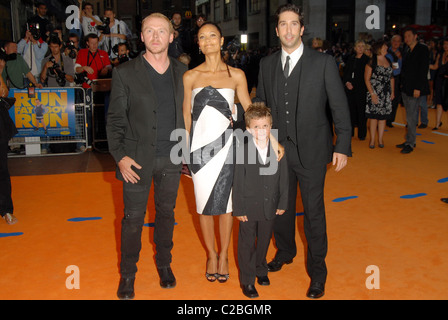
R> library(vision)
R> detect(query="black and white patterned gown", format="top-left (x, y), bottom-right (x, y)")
top-left (189, 86), bottom-right (235, 215)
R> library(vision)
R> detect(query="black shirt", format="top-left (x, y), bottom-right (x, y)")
top-left (143, 59), bottom-right (177, 157)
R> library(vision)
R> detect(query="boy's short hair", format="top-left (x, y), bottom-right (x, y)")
top-left (245, 102), bottom-right (273, 127)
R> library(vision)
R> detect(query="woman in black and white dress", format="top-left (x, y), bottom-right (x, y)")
top-left (365, 40), bottom-right (395, 149)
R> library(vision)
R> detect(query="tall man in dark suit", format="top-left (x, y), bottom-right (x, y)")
top-left (255, 4), bottom-right (352, 299)
top-left (106, 13), bottom-right (187, 300)
top-left (396, 27), bottom-right (430, 154)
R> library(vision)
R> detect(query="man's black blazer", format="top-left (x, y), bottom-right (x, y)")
top-left (106, 53), bottom-right (187, 184)
top-left (256, 47), bottom-right (352, 169)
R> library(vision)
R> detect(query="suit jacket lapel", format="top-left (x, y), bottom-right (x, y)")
top-left (297, 46), bottom-right (311, 111)
top-left (134, 53), bottom-right (157, 105)
top-left (271, 51), bottom-right (281, 107)
top-left (169, 57), bottom-right (182, 113)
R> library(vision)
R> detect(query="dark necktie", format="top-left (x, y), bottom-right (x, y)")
top-left (283, 55), bottom-right (290, 78)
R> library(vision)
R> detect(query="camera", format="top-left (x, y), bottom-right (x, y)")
top-left (96, 17), bottom-right (110, 34)
top-left (74, 72), bottom-right (92, 86)
top-left (0, 48), bottom-right (17, 61)
top-left (48, 56), bottom-right (66, 87)
top-left (227, 37), bottom-right (241, 56)
top-left (112, 43), bottom-right (130, 65)
top-left (27, 22), bottom-right (41, 41)
top-left (64, 40), bottom-right (78, 59)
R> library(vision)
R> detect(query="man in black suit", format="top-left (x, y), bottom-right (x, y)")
top-left (106, 13), bottom-right (187, 300)
top-left (396, 27), bottom-right (430, 154)
top-left (255, 4), bottom-right (352, 299)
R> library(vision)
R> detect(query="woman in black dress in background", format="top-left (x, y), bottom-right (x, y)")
top-left (343, 40), bottom-right (370, 140)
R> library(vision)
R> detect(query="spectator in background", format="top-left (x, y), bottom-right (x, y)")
top-left (111, 42), bottom-right (132, 67)
top-left (312, 37), bottom-right (323, 51)
top-left (343, 40), bottom-right (369, 141)
top-left (170, 12), bottom-right (189, 54)
top-left (428, 38), bottom-right (439, 108)
top-left (75, 33), bottom-right (111, 88)
top-left (27, 2), bottom-right (51, 42)
top-left (40, 37), bottom-right (75, 87)
top-left (78, 0), bottom-right (102, 39)
top-left (17, 29), bottom-right (48, 84)
top-left (1, 42), bottom-right (42, 89)
top-left (397, 27), bottom-right (430, 154)
top-left (189, 14), bottom-right (206, 69)
top-left (99, 8), bottom-right (132, 60)
top-left (365, 40), bottom-right (394, 149)
top-left (386, 34), bottom-right (403, 128)
top-left (431, 37), bottom-right (448, 131)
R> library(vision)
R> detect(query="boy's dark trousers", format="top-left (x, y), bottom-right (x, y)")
top-left (238, 218), bottom-right (275, 286)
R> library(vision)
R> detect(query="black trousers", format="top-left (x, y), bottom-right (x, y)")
top-left (388, 76), bottom-right (401, 124)
top-left (273, 141), bottom-right (328, 284)
top-left (347, 91), bottom-right (367, 139)
top-left (0, 140), bottom-right (13, 217)
top-left (238, 218), bottom-right (274, 286)
top-left (119, 157), bottom-right (181, 278)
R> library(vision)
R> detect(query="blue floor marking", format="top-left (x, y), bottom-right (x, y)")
top-left (400, 193), bottom-right (427, 199)
top-left (332, 196), bottom-right (358, 202)
top-left (67, 217), bottom-right (103, 222)
top-left (0, 232), bottom-right (24, 238)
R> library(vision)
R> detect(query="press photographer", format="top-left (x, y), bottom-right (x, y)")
top-left (111, 42), bottom-right (131, 67)
top-left (17, 26), bottom-right (48, 84)
top-left (1, 42), bottom-right (42, 89)
top-left (98, 8), bottom-right (132, 60)
top-left (75, 33), bottom-right (111, 88)
top-left (40, 38), bottom-right (75, 87)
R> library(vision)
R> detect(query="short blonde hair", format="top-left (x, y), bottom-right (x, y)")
top-left (245, 102), bottom-right (273, 127)
top-left (141, 13), bottom-right (174, 34)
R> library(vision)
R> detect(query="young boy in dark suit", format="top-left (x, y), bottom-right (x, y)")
top-left (233, 103), bottom-right (289, 299)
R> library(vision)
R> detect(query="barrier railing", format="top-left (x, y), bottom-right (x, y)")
top-left (7, 87), bottom-right (90, 157)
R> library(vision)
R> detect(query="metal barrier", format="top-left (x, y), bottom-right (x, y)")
top-left (7, 87), bottom-right (90, 157)
top-left (91, 79), bottom-right (111, 153)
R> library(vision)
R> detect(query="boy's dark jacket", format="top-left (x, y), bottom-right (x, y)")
top-left (232, 135), bottom-right (289, 221)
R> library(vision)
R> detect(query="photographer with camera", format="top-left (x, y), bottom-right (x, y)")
top-left (17, 27), bottom-right (48, 84)
top-left (111, 42), bottom-right (131, 67)
top-left (40, 37), bottom-right (75, 87)
top-left (75, 33), bottom-right (111, 89)
top-left (27, 2), bottom-right (50, 42)
top-left (98, 8), bottom-right (132, 60)
top-left (1, 42), bottom-right (42, 89)
top-left (78, 0), bottom-right (102, 39)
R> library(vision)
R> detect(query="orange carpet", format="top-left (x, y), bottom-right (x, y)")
top-left (1, 107), bottom-right (448, 300)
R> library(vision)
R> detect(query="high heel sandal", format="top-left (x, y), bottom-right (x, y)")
top-left (217, 257), bottom-right (229, 283)
top-left (2, 213), bottom-right (18, 225)
top-left (205, 256), bottom-right (218, 282)
top-left (217, 274), bottom-right (229, 283)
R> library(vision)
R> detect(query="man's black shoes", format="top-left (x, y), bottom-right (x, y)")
top-left (117, 277), bottom-right (135, 300)
top-left (306, 282), bottom-right (325, 299)
top-left (267, 259), bottom-right (293, 272)
top-left (157, 266), bottom-right (177, 289)
top-left (242, 284), bottom-right (259, 299)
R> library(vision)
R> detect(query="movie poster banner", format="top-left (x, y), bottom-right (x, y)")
top-left (8, 88), bottom-right (76, 137)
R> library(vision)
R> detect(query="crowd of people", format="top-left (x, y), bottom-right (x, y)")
top-left (1, 2), bottom-right (448, 302)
